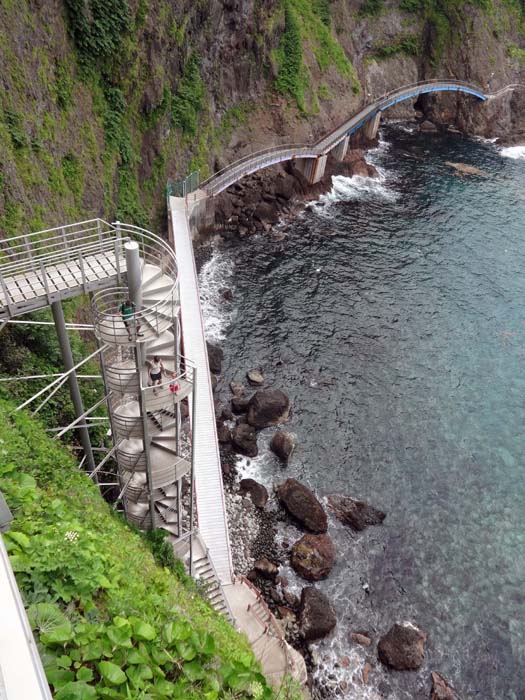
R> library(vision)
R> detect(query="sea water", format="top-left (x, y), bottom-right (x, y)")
top-left (200, 126), bottom-right (525, 699)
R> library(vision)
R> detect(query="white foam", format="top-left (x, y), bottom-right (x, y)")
top-left (198, 244), bottom-right (234, 342)
top-left (500, 145), bottom-right (525, 159)
top-left (316, 169), bottom-right (397, 209)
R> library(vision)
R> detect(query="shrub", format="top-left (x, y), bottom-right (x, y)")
top-left (172, 53), bottom-right (205, 136)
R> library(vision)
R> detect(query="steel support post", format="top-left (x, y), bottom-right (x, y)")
top-left (51, 300), bottom-right (96, 474)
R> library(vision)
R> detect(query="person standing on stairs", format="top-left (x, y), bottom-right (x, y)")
top-left (149, 356), bottom-right (164, 394)
top-left (119, 298), bottom-right (143, 341)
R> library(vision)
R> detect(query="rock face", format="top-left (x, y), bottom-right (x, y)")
top-left (431, 672), bottom-right (460, 700)
top-left (207, 342), bottom-right (223, 375)
top-left (239, 478), bottom-right (268, 508)
top-left (270, 431), bottom-right (295, 462)
top-left (231, 423), bottom-right (258, 457)
top-left (246, 390), bottom-right (290, 428)
top-left (229, 380), bottom-right (245, 396)
top-left (327, 494), bottom-right (386, 531)
top-left (276, 478), bottom-right (327, 533)
top-left (377, 623), bottom-right (427, 671)
top-left (290, 533), bottom-right (335, 581)
top-left (247, 369), bottom-right (264, 385)
top-left (298, 587), bottom-right (337, 642)
top-left (420, 120), bottom-right (439, 133)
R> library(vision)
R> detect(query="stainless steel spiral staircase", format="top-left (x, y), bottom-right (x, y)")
top-left (90, 225), bottom-right (196, 544)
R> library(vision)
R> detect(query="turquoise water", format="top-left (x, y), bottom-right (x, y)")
top-left (207, 127), bottom-right (525, 698)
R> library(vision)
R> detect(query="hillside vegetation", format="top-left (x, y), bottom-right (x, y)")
top-left (0, 398), bottom-right (283, 700)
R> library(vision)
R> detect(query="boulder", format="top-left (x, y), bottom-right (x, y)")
top-left (239, 478), bottom-right (268, 508)
top-left (253, 557), bottom-right (279, 579)
top-left (420, 120), bottom-right (438, 133)
top-left (216, 421), bottom-right (231, 444)
top-left (270, 430), bottom-right (295, 462)
top-left (431, 672), bottom-right (460, 700)
top-left (445, 161), bottom-right (488, 177)
top-left (291, 533), bottom-right (336, 581)
top-left (247, 389), bottom-right (290, 428)
top-left (247, 369), bottom-right (264, 385)
top-left (276, 478), bottom-right (327, 533)
top-left (207, 342), bottom-right (224, 374)
top-left (254, 201), bottom-right (280, 224)
top-left (377, 622), bottom-right (427, 671)
top-left (230, 380), bottom-right (245, 396)
top-left (210, 374), bottom-right (218, 391)
top-left (327, 494), bottom-right (386, 531)
top-left (231, 423), bottom-right (258, 457)
top-left (221, 405), bottom-right (234, 421)
top-left (231, 395), bottom-right (250, 414)
top-left (283, 589), bottom-right (300, 608)
top-left (298, 587), bottom-right (337, 641)
top-left (220, 287), bottom-right (234, 301)
top-left (350, 631), bottom-right (372, 647)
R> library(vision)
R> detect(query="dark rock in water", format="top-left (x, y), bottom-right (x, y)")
top-left (277, 605), bottom-right (296, 622)
top-left (239, 478), bottom-right (268, 508)
top-left (230, 380), bottom-right (245, 396)
top-left (221, 461), bottom-right (234, 477)
top-left (247, 389), bottom-right (290, 428)
top-left (430, 672), bottom-right (461, 700)
top-left (290, 533), bottom-right (335, 581)
top-left (276, 478), bottom-right (327, 533)
top-left (221, 405), bottom-right (234, 421)
top-left (378, 622), bottom-right (427, 670)
top-left (270, 430), bottom-right (295, 462)
top-left (216, 420), bottom-right (231, 444)
top-left (299, 587), bottom-right (337, 641)
top-left (207, 341), bottom-right (223, 374)
top-left (220, 287), bottom-right (234, 301)
top-left (231, 395), bottom-right (250, 414)
top-left (254, 557), bottom-right (279, 579)
top-left (350, 631), bottom-right (372, 647)
top-left (231, 423), bottom-right (258, 457)
top-left (210, 373), bottom-right (218, 391)
top-left (247, 369), bottom-right (264, 385)
top-left (328, 494), bottom-right (386, 531)
top-left (420, 120), bottom-right (438, 133)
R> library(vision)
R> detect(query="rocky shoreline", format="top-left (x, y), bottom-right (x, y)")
top-left (202, 135), bottom-right (468, 699)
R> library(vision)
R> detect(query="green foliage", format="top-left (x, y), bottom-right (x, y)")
top-left (4, 108), bottom-right (28, 149)
top-left (64, 0), bottom-right (132, 68)
top-left (508, 42), bottom-right (525, 61)
top-left (171, 53), bottom-right (205, 136)
top-left (0, 401), bottom-right (277, 700)
top-left (274, 2), bottom-right (305, 106)
top-left (358, 0), bottom-right (384, 16)
top-left (314, 0), bottom-right (331, 25)
top-left (62, 153), bottom-right (85, 204)
top-left (54, 60), bottom-right (74, 110)
top-left (371, 34), bottom-right (421, 59)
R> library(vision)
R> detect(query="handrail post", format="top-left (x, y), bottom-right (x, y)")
top-left (40, 262), bottom-right (52, 305)
top-left (0, 271), bottom-right (14, 317)
top-left (78, 251), bottom-right (87, 294)
top-left (97, 219), bottom-right (103, 252)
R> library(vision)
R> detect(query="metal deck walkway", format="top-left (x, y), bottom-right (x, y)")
top-left (169, 196), bottom-right (233, 584)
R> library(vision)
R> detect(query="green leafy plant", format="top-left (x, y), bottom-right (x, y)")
top-left (172, 53), bottom-right (205, 136)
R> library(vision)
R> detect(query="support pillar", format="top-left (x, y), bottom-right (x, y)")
top-left (295, 154), bottom-right (327, 185)
top-left (331, 135), bottom-right (349, 162)
top-left (124, 240), bottom-right (142, 310)
top-left (364, 110), bottom-right (382, 140)
top-left (51, 300), bottom-right (95, 473)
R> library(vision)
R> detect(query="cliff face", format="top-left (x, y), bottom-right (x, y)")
top-left (1, 0), bottom-right (524, 237)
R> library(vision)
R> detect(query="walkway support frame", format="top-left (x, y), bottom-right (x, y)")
top-left (51, 300), bottom-right (95, 473)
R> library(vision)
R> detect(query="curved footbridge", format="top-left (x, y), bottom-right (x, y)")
top-left (173, 79), bottom-right (487, 202)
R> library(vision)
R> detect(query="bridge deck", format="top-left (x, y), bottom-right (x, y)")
top-left (169, 196), bottom-right (233, 585)
top-left (0, 248), bottom-right (126, 318)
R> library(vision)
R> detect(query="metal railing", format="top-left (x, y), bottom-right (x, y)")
top-left (192, 79), bottom-right (487, 197)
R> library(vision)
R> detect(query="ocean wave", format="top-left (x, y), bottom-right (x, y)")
top-left (198, 245), bottom-right (234, 342)
top-left (315, 169), bottom-right (397, 210)
top-left (500, 145), bottom-right (525, 159)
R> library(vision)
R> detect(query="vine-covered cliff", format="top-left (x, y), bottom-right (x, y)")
top-left (1, 0), bottom-right (524, 237)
